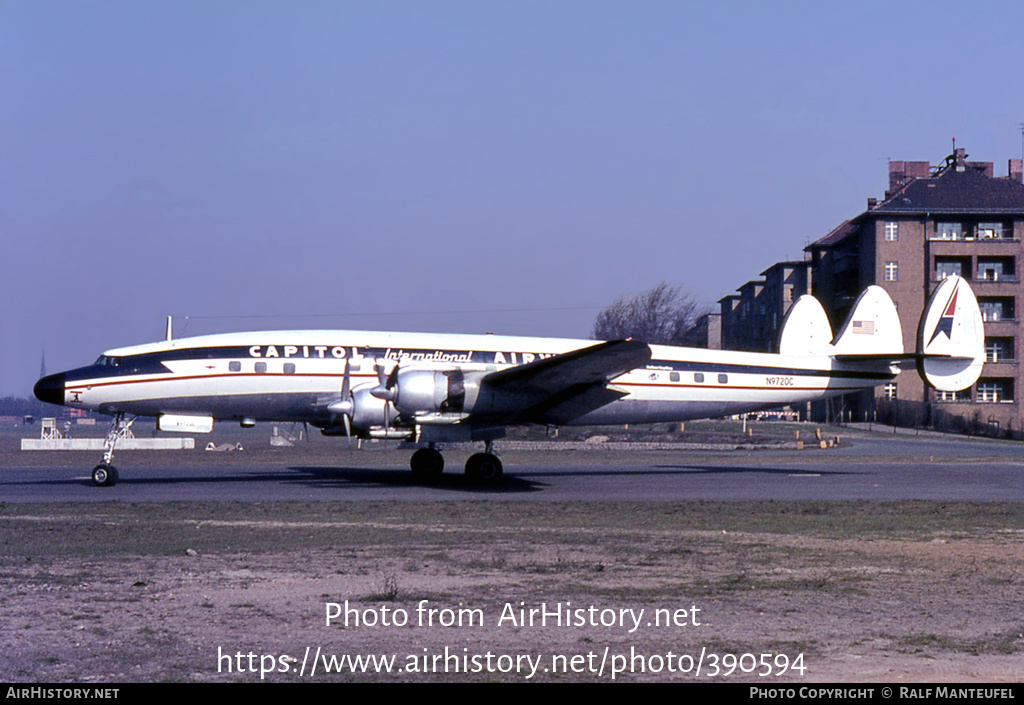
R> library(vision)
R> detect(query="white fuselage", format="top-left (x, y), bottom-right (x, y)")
top-left (54, 329), bottom-right (896, 427)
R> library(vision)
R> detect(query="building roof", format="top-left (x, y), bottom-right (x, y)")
top-left (760, 260), bottom-right (811, 276)
top-left (873, 165), bottom-right (1024, 214)
top-left (807, 219), bottom-right (859, 249)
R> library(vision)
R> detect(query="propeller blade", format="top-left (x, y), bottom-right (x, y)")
top-left (341, 358), bottom-right (351, 399)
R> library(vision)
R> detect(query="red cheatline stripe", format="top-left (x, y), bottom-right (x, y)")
top-left (68, 373), bottom-right (883, 395)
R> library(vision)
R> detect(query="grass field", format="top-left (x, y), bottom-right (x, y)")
top-left (2, 498), bottom-right (1022, 682)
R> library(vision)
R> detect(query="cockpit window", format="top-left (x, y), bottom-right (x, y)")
top-left (93, 356), bottom-right (121, 367)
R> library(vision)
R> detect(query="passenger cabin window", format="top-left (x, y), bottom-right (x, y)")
top-left (669, 372), bottom-right (680, 382)
top-left (694, 373), bottom-right (704, 383)
top-left (229, 361), bottom-right (241, 372)
top-left (718, 374), bottom-right (728, 384)
top-left (254, 362), bottom-right (267, 374)
top-left (283, 363), bottom-right (296, 375)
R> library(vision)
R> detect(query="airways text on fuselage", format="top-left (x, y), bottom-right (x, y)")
top-left (245, 345), bottom-right (552, 366)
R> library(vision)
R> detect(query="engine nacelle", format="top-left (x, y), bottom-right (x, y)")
top-left (391, 368), bottom-right (472, 415)
top-left (328, 383), bottom-right (395, 432)
top-left (349, 384), bottom-right (392, 428)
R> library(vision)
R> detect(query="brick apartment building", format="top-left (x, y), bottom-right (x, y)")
top-left (716, 147), bottom-right (1024, 434)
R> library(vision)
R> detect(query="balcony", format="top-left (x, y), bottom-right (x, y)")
top-left (970, 274), bottom-right (1019, 286)
top-left (980, 317), bottom-right (1018, 330)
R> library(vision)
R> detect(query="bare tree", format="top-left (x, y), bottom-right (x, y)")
top-left (592, 282), bottom-right (707, 345)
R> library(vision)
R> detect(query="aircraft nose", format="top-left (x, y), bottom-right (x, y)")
top-left (34, 373), bottom-right (66, 406)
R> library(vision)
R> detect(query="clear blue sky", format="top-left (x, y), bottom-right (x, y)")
top-left (4, 0), bottom-right (1024, 394)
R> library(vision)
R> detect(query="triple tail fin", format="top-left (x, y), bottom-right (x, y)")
top-left (776, 277), bottom-right (985, 393)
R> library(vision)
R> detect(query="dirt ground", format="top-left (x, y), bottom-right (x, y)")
top-left (1, 500), bottom-right (1021, 683)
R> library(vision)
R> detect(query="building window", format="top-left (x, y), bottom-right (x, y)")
top-left (977, 379), bottom-right (1013, 403)
top-left (977, 258), bottom-right (1015, 282)
top-left (884, 222), bottom-right (898, 241)
top-left (937, 389), bottom-right (970, 402)
top-left (979, 299), bottom-right (1013, 322)
top-left (986, 338), bottom-right (1013, 362)
top-left (935, 261), bottom-right (962, 280)
top-left (883, 383), bottom-right (897, 399)
top-left (977, 222), bottom-right (1005, 239)
top-left (934, 222), bottom-right (963, 240)
top-left (884, 261), bottom-right (899, 282)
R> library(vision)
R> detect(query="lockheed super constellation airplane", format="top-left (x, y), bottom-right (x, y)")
top-left (34, 276), bottom-right (984, 487)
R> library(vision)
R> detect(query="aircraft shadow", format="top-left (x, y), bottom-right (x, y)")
top-left (285, 466), bottom-right (543, 494)
top-left (7, 462), bottom-right (857, 496)
top-left (13, 467), bottom-right (543, 494)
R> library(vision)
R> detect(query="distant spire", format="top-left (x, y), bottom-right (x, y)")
top-left (39, 349), bottom-right (46, 379)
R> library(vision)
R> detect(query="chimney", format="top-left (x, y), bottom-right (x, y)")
top-left (954, 147), bottom-right (967, 171)
top-left (887, 160), bottom-right (929, 196)
top-left (867, 197), bottom-right (877, 209)
top-left (888, 161), bottom-right (906, 196)
top-left (1010, 159), bottom-right (1023, 184)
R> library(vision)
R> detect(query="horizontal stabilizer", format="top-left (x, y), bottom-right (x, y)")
top-left (916, 276), bottom-right (985, 391)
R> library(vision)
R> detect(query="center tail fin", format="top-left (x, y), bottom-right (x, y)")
top-left (829, 286), bottom-right (904, 357)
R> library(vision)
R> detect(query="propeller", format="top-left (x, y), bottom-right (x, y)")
top-left (370, 360), bottom-right (398, 401)
top-left (376, 360), bottom-right (397, 426)
top-left (327, 358), bottom-right (396, 440)
top-left (327, 359), bottom-right (355, 446)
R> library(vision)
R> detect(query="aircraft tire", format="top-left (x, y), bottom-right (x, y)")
top-left (465, 453), bottom-right (503, 483)
top-left (410, 448), bottom-right (444, 478)
top-left (92, 464), bottom-right (118, 487)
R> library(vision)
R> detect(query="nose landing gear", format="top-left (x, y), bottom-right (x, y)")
top-left (91, 413), bottom-right (137, 487)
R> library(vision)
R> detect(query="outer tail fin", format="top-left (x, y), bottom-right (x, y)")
top-left (778, 295), bottom-right (833, 356)
top-left (830, 286), bottom-right (904, 357)
top-left (916, 275), bottom-right (985, 391)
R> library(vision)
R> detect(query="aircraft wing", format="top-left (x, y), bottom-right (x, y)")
top-left (481, 339), bottom-right (651, 424)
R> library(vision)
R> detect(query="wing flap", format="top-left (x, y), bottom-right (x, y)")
top-left (480, 339), bottom-right (651, 423)
top-left (484, 339), bottom-right (651, 393)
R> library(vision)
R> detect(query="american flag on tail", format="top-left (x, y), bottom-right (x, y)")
top-left (852, 320), bottom-right (874, 335)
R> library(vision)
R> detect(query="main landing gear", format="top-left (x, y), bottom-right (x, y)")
top-left (408, 441), bottom-right (503, 483)
top-left (91, 413), bottom-right (137, 487)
